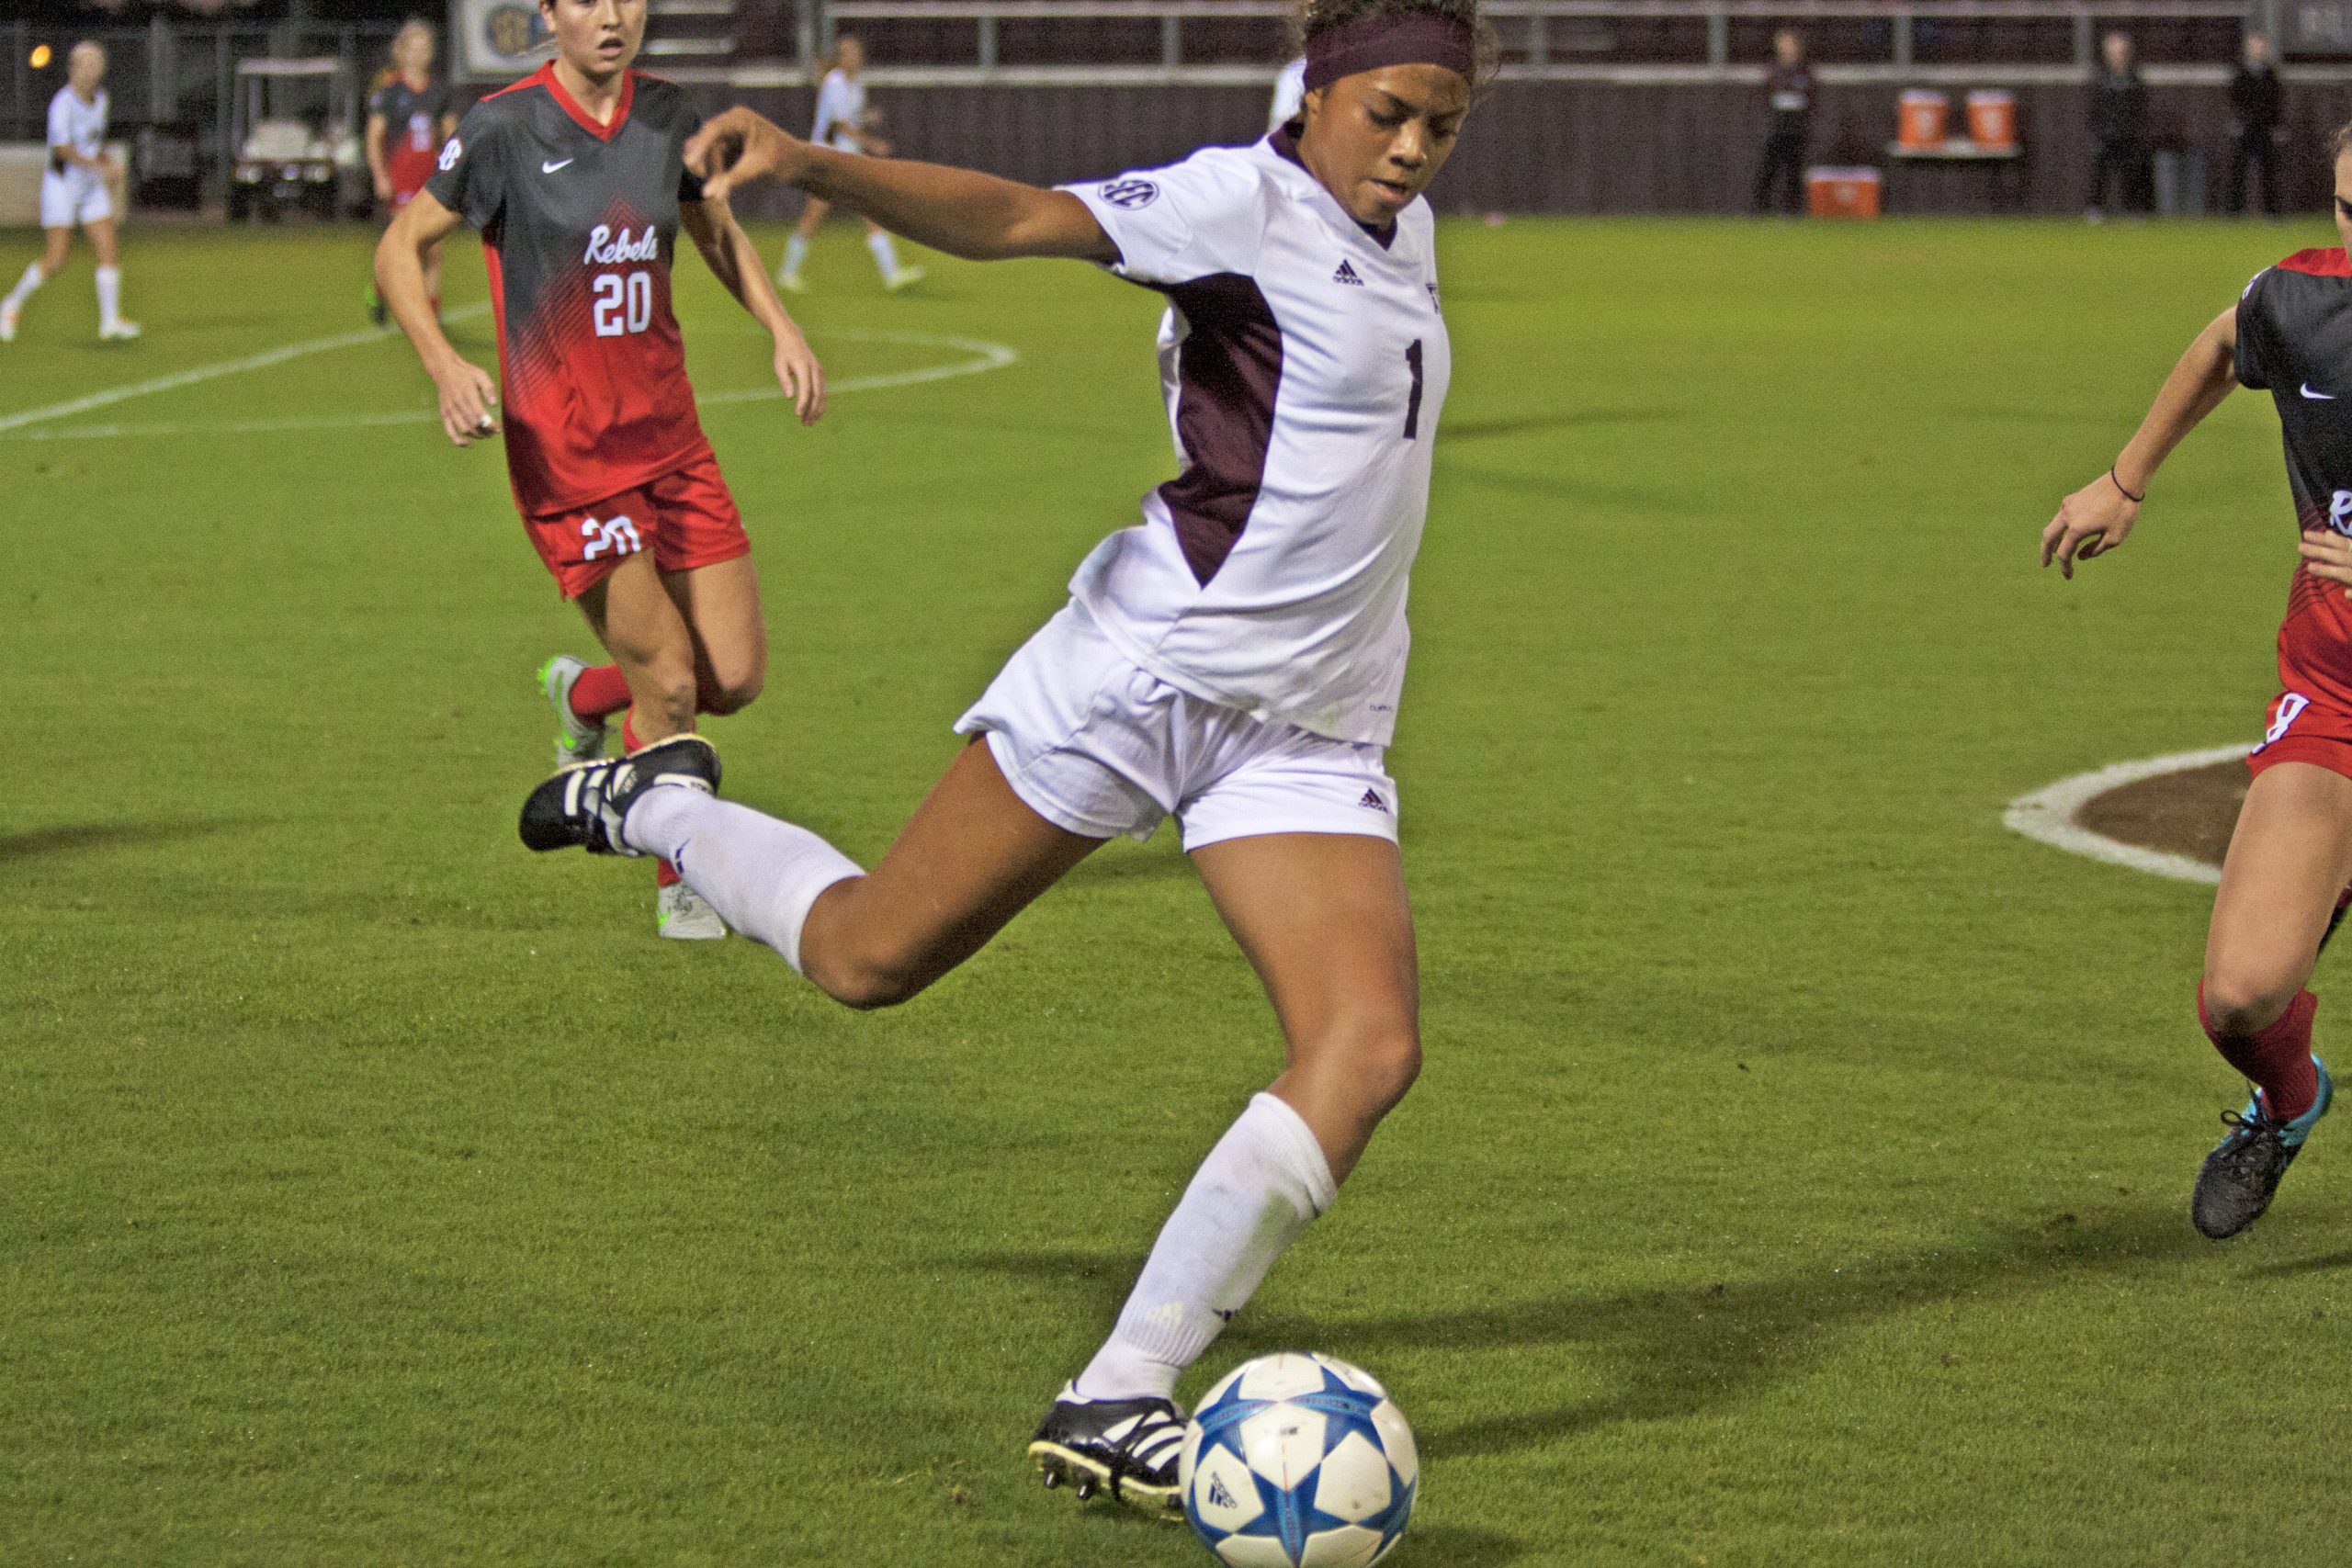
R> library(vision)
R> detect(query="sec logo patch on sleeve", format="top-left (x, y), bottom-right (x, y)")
top-left (438, 138), bottom-right (463, 171)
top-left (1100, 178), bottom-right (1159, 209)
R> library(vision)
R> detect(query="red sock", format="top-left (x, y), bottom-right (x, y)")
top-left (569, 663), bottom-right (631, 723)
top-left (655, 858), bottom-right (681, 888)
top-left (2199, 984), bottom-right (2321, 1122)
top-left (621, 714), bottom-right (643, 753)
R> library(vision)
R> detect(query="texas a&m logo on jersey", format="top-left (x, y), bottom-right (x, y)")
top-left (1099, 177), bottom-right (1159, 209)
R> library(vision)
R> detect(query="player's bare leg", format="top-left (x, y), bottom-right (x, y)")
top-left (0, 226), bottom-right (74, 341)
top-left (2193, 760), bottom-right (2352, 1236)
top-left (86, 216), bottom-right (136, 340)
top-left (1035, 832), bottom-right (1417, 1512)
top-left (575, 551), bottom-right (700, 743)
top-left (661, 555), bottom-right (766, 718)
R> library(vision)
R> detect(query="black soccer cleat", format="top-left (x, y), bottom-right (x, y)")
top-left (517, 734), bottom-right (720, 855)
top-left (2191, 1058), bottom-right (2334, 1240)
top-left (1027, 1383), bottom-right (1187, 1517)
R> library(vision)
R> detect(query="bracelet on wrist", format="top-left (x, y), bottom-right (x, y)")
top-left (2109, 466), bottom-right (2145, 504)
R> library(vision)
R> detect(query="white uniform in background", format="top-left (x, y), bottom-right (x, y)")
top-left (811, 69), bottom-right (868, 152)
top-left (1269, 58), bottom-right (1307, 130)
top-left (42, 85), bottom-right (113, 229)
top-left (954, 132), bottom-right (1451, 847)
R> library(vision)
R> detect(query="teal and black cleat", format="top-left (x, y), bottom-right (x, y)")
top-left (2192, 1056), bottom-right (2333, 1240)
top-left (519, 734), bottom-right (719, 855)
top-left (537, 654), bottom-right (609, 769)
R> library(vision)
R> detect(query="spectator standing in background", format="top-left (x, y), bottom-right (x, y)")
top-left (2228, 31), bottom-right (2284, 217)
top-left (1753, 30), bottom-right (1813, 216)
top-left (2087, 30), bottom-right (2148, 221)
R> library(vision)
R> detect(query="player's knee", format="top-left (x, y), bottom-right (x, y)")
top-left (2199, 972), bottom-right (2300, 1040)
top-left (808, 934), bottom-right (937, 1011)
top-left (1329, 1020), bottom-right (1420, 1115)
top-left (697, 666), bottom-right (763, 716)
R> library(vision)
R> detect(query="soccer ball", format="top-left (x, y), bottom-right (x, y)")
top-left (1178, 1352), bottom-right (1418, 1567)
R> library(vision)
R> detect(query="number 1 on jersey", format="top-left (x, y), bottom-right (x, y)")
top-left (1404, 340), bottom-right (1424, 440)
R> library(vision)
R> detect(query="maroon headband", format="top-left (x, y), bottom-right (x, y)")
top-left (1303, 12), bottom-right (1476, 91)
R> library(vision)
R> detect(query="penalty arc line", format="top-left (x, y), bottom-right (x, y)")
top-left (0, 325), bottom-right (1019, 443)
top-left (0, 302), bottom-right (494, 435)
top-left (2001, 744), bottom-right (2250, 886)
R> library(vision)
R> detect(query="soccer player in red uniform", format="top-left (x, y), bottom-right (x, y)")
top-left (375, 0), bottom-right (825, 939)
top-left (2041, 123), bottom-right (2352, 1238)
top-left (365, 20), bottom-right (457, 327)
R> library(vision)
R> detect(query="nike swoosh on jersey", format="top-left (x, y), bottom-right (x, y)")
top-left (542, 158), bottom-right (574, 174)
top-left (2304, 383), bottom-right (2336, 400)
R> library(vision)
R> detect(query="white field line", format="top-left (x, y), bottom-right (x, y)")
top-left (0, 302), bottom-right (492, 435)
top-left (0, 324), bottom-right (1017, 443)
top-left (2002, 744), bottom-right (2250, 886)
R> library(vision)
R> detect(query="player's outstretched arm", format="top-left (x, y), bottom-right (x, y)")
top-left (2042, 305), bottom-right (2238, 579)
top-left (681, 196), bottom-right (824, 425)
top-left (684, 107), bottom-right (1118, 265)
top-left (374, 189), bottom-right (501, 447)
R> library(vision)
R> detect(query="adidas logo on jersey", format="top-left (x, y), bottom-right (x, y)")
top-left (582, 224), bottom-right (661, 265)
top-left (1333, 260), bottom-right (1365, 287)
top-left (1358, 788), bottom-right (1388, 813)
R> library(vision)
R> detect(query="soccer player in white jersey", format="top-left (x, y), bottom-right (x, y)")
top-left (773, 36), bottom-right (923, 294)
top-left (1, 41), bottom-right (138, 344)
top-left (524, 0), bottom-right (1485, 1514)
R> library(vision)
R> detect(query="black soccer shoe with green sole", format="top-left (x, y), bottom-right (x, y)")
top-left (1027, 1383), bottom-right (1187, 1517)
top-left (518, 735), bottom-right (720, 855)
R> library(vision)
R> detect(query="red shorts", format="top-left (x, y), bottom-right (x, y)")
top-left (522, 453), bottom-right (749, 600)
top-left (2249, 688), bottom-right (2352, 783)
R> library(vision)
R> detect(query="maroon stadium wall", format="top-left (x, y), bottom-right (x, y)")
top-left (673, 79), bottom-right (2352, 219)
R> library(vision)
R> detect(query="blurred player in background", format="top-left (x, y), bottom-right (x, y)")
top-left (1, 41), bottom-right (136, 344)
top-left (1269, 51), bottom-right (1306, 129)
top-left (377, 0), bottom-right (826, 940)
top-left (774, 36), bottom-right (923, 293)
top-left (2086, 30), bottom-right (2148, 220)
top-left (2040, 122), bottom-right (2352, 1240)
top-left (365, 19), bottom-right (458, 327)
top-left (523, 0), bottom-right (1487, 1507)
top-left (2227, 30), bottom-right (2284, 218)
top-left (1752, 28), bottom-right (1812, 216)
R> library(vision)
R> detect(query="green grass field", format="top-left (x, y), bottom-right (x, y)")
top-left (6, 212), bottom-right (2350, 1565)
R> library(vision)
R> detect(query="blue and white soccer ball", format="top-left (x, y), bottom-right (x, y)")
top-left (1178, 1351), bottom-right (1419, 1567)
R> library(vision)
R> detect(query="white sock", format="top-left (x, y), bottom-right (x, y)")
top-left (782, 233), bottom-right (808, 277)
top-left (95, 265), bottom-right (120, 331)
top-left (1075, 1092), bottom-right (1338, 1403)
top-left (624, 789), bottom-right (860, 973)
top-left (4, 262), bottom-right (42, 310)
top-left (865, 229), bottom-right (901, 278)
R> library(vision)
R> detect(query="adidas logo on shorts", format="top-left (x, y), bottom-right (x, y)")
top-left (1358, 788), bottom-right (1388, 813)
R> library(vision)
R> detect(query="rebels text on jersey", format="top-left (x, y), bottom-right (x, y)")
top-left (427, 64), bottom-right (711, 512)
top-left (2237, 247), bottom-right (2352, 708)
top-left (1058, 127), bottom-right (1451, 746)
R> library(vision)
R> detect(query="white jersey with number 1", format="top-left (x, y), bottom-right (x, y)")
top-left (1058, 131), bottom-right (1450, 746)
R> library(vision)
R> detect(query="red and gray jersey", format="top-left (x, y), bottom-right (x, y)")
top-left (2236, 247), bottom-right (2352, 702)
top-left (426, 64), bottom-right (711, 512)
top-left (1057, 128), bottom-right (1450, 746)
top-left (372, 73), bottom-right (452, 186)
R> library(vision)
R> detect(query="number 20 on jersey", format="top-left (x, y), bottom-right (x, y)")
top-left (594, 271), bottom-right (652, 337)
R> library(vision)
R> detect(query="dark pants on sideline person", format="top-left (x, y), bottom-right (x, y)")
top-left (1754, 129), bottom-right (1805, 214)
top-left (2229, 132), bottom-right (2281, 215)
top-left (2088, 138), bottom-right (2144, 212)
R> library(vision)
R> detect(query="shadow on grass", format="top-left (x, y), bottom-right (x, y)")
top-left (1443, 409), bottom-right (1685, 443)
top-left (957, 1207), bottom-right (2207, 1463)
top-left (0, 817), bottom-right (262, 863)
top-left (2247, 1247), bottom-right (2352, 1278)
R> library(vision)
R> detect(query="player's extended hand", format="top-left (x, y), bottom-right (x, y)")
top-left (431, 355), bottom-right (501, 446)
top-left (773, 324), bottom-right (826, 425)
top-left (2298, 528), bottom-right (2352, 592)
top-left (685, 107), bottom-right (808, 205)
top-left (2041, 470), bottom-right (2141, 579)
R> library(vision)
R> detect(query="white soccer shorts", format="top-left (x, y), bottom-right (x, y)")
top-left (955, 599), bottom-right (1401, 851)
top-left (40, 168), bottom-right (111, 229)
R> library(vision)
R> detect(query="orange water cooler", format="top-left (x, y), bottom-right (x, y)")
top-left (1898, 90), bottom-right (1951, 150)
top-left (1964, 89), bottom-right (2017, 151)
top-left (1806, 167), bottom-right (1883, 219)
